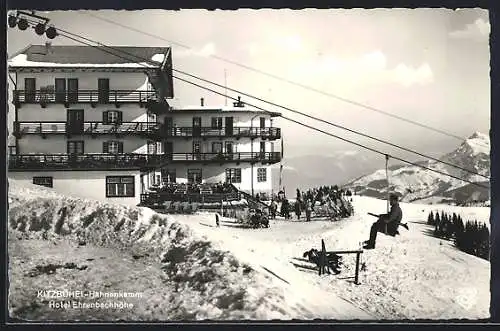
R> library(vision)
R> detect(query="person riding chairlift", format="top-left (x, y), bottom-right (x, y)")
top-left (363, 193), bottom-right (409, 249)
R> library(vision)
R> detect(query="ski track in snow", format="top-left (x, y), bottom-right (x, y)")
top-left (8, 180), bottom-right (490, 320)
top-left (173, 196), bottom-right (490, 320)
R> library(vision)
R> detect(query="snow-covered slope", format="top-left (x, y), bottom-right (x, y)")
top-left (8, 180), bottom-right (490, 320)
top-left (8, 180), bottom-right (370, 321)
top-left (346, 132), bottom-right (490, 203)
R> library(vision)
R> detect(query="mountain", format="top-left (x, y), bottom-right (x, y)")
top-left (345, 132), bottom-right (490, 204)
top-left (271, 151), bottom-right (381, 192)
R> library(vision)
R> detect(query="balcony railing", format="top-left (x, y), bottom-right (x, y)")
top-left (13, 122), bottom-right (281, 140)
top-left (140, 192), bottom-right (241, 205)
top-left (8, 153), bottom-right (166, 171)
top-left (8, 152), bottom-right (281, 171)
top-left (13, 121), bottom-right (160, 137)
top-left (157, 126), bottom-right (281, 140)
top-left (165, 152), bottom-right (281, 163)
top-left (13, 90), bottom-right (156, 106)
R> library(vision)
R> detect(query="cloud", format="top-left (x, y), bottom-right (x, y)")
top-left (175, 43), bottom-right (216, 58)
top-left (291, 50), bottom-right (434, 87)
top-left (390, 63), bottom-right (434, 87)
top-left (449, 18), bottom-right (490, 41)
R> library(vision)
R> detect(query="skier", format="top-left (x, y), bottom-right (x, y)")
top-left (305, 199), bottom-right (313, 222)
top-left (294, 199), bottom-right (302, 220)
top-left (363, 193), bottom-right (408, 249)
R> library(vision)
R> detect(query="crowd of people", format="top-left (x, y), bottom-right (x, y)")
top-left (267, 185), bottom-right (355, 222)
top-left (150, 182), bottom-right (236, 195)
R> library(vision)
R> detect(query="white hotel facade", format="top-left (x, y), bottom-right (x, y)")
top-left (7, 45), bottom-right (282, 206)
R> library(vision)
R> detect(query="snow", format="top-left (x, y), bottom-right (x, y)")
top-left (348, 132), bottom-right (490, 203)
top-left (8, 180), bottom-right (490, 320)
top-left (8, 54), bottom-right (159, 68)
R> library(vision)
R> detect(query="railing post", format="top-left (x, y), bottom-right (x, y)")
top-left (355, 251), bottom-right (361, 285)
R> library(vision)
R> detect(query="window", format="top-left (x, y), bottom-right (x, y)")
top-left (67, 141), bottom-right (84, 155)
top-left (103, 141), bottom-right (123, 154)
top-left (33, 176), bottom-right (53, 188)
top-left (260, 117), bottom-right (266, 128)
top-left (161, 168), bottom-right (176, 183)
top-left (212, 142), bottom-right (223, 153)
top-left (211, 117), bottom-right (223, 129)
top-left (187, 169), bottom-right (202, 184)
top-left (106, 176), bottom-right (135, 198)
top-left (103, 110), bottom-right (122, 124)
top-left (148, 113), bottom-right (157, 122)
top-left (98, 78), bottom-right (110, 103)
top-left (257, 168), bottom-right (267, 182)
top-left (225, 168), bottom-right (241, 183)
top-left (24, 78), bottom-right (36, 102)
top-left (147, 141), bottom-right (157, 154)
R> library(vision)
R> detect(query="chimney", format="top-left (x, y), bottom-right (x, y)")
top-left (45, 41), bottom-right (52, 54)
top-left (200, 98), bottom-right (204, 107)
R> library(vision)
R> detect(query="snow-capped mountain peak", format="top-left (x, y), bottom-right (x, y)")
top-left (346, 132), bottom-right (490, 204)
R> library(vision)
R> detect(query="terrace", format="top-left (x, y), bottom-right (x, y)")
top-left (140, 182), bottom-right (242, 206)
top-left (13, 89), bottom-right (156, 108)
top-left (8, 153), bottom-right (165, 171)
top-left (13, 121), bottom-right (160, 138)
top-left (13, 122), bottom-right (281, 140)
top-left (163, 152), bottom-right (282, 164)
top-left (158, 126), bottom-right (281, 140)
top-left (8, 152), bottom-right (282, 171)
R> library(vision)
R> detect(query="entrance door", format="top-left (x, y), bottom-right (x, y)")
top-left (225, 117), bottom-right (234, 137)
top-left (187, 169), bottom-right (202, 184)
top-left (164, 141), bottom-right (173, 160)
top-left (66, 109), bottom-right (84, 135)
top-left (25, 78), bottom-right (36, 102)
top-left (193, 141), bottom-right (201, 160)
top-left (164, 117), bottom-right (173, 136)
top-left (98, 78), bottom-right (110, 103)
top-left (225, 141), bottom-right (234, 160)
top-left (260, 141), bottom-right (266, 160)
top-left (55, 78), bottom-right (66, 103)
top-left (192, 117), bottom-right (201, 137)
top-left (67, 78), bottom-right (79, 103)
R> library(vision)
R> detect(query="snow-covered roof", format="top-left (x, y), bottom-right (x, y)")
top-left (173, 105), bottom-right (281, 117)
top-left (8, 45), bottom-right (170, 69)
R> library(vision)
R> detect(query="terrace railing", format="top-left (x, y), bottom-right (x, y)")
top-left (13, 90), bottom-right (156, 106)
top-left (140, 192), bottom-right (241, 204)
top-left (8, 153), bottom-right (166, 171)
top-left (158, 126), bottom-right (281, 140)
top-left (13, 121), bottom-right (160, 137)
top-left (8, 152), bottom-right (281, 171)
top-left (13, 122), bottom-right (281, 140)
top-left (164, 152), bottom-right (281, 163)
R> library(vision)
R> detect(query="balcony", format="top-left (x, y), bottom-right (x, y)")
top-left (13, 90), bottom-right (156, 108)
top-left (13, 121), bottom-right (160, 138)
top-left (155, 126), bottom-right (281, 140)
top-left (8, 152), bottom-right (281, 171)
top-left (165, 152), bottom-right (281, 164)
top-left (8, 153), bottom-right (166, 171)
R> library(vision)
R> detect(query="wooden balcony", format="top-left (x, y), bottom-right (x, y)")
top-left (13, 90), bottom-right (156, 108)
top-left (164, 152), bottom-right (281, 164)
top-left (13, 121), bottom-right (160, 138)
top-left (155, 126), bottom-right (281, 140)
top-left (8, 153), bottom-right (166, 171)
top-left (8, 152), bottom-right (281, 171)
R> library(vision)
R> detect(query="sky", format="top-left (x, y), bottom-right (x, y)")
top-left (7, 8), bottom-right (491, 159)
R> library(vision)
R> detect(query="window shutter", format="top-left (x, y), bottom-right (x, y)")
top-left (118, 142), bottom-right (124, 154)
top-left (117, 111), bottom-right (123, 124)
top-left (103, 111), bottom-right (108, 125)
top-left (103, 141), bottom-right (109, 153)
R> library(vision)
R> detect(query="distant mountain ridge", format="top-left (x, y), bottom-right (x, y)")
top-left (345, 132), bottom-right (490, 204)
